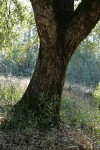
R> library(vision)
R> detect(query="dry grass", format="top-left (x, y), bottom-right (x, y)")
top-left (0, 75), bottom-right (30, 90)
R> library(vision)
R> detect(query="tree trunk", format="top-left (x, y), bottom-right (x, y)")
top-left (14, 40), bottom-right (73, 126)
top-left (14, 0), bottom-right (100, 127)
top-left (14, 41), bottom-right (73, 126)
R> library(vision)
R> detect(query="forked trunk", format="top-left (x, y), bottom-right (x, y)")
top-left (14, 0), bottom-right (74, 126)
top-left (14, 0), bottom-right (100, 127)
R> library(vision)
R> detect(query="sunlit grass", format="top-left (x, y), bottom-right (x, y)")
top-left (0, 75), bottom-right (99, 136)
top-left (61, 97), bottom-right (100, 136)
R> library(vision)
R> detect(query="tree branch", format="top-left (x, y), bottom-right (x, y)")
top-left (65, 0), bottom-right (100, 57)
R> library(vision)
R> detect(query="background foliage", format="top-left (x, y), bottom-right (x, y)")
top-left (0, 0), bottom-right (100, 87)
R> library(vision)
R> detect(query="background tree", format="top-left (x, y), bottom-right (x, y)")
top-left (67, 24), bottom-right (100, 87)
top-left (0, 0), bottom-right (38, 76)
top-left (0, 0), bottom-right (35, 54)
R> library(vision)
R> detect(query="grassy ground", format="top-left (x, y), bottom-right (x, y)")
top-left (0, 76), bottom-right (100, 150)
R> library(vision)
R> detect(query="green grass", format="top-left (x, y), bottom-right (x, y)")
top-left (61, 97), bottom-right (100, 135)
top-left (0, 76), bottom-right (100, 136)
top-left (0, 76), bottom-right (100, 149)
top-left (0, 76), bottom-right (25, 118)
top-left (94, 82), bottom-right (100, 109)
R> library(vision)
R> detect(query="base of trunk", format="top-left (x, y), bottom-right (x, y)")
top-left (12, 44), bottom-right (68, 128)
top-left (13, 93), bottom-right (61, 128)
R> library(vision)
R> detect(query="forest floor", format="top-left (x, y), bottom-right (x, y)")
top-left (0, 122), bottom-right (94, 150)
top-left (0, 76), bottom-right (100, 150)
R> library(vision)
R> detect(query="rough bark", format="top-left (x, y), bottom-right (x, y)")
top-left (14, 0), bottom-right (100, 127)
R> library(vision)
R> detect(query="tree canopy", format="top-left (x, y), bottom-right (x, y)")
top-left (0, 0), bottom-right (37, 55)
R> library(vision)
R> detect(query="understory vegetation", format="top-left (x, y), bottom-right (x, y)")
top-left (0, 76), bottom-right (100, 149)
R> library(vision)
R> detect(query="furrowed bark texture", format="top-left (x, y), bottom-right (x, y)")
top-left (14, 0), bottom-right (100, 126)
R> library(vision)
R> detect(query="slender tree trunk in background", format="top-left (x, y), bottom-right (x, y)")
top-left (14, 0), bottom-right (100, 126)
